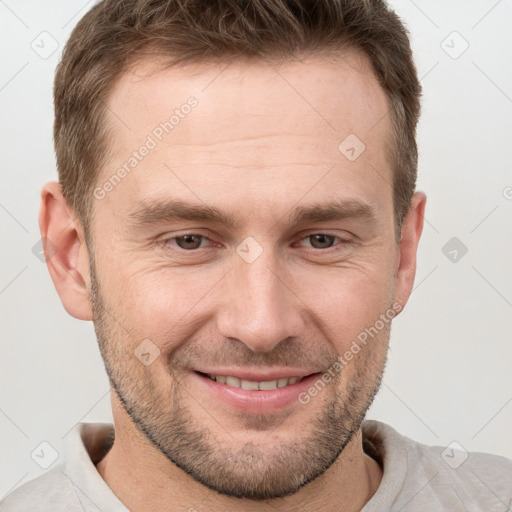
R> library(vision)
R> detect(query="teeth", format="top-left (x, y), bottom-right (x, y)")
top-left (241, 379), bottom-right (259, 390)
top-left (225, 376), bottom-right (240, 387)
top-left (259, 380), bottom-right (278, 390)
top-left (206, 373), bottom-right (303, 390)
top-left (277, 378), bottom-right (289, 388)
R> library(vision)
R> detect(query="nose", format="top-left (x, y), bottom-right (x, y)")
top-left (216, 245), bottom-right (306, 353)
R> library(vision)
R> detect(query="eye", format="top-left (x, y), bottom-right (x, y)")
top-left (158, 232), bottom-right (350, 254)
top-left (168, 234), bottom-right (211, 250)
top-left (297, 233), bottom-right (348, 250)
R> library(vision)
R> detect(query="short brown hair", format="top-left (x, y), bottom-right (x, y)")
top-left (54, 0), bottom-right (421, 240)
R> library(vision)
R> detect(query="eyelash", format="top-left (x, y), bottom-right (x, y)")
top-left (159, 232), bottom-right (351, 252)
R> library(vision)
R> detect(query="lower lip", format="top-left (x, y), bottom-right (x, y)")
top-left (193, 371), bottom-right (322, 413)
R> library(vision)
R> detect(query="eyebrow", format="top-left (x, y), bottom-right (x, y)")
top-left (127, 198), bottom-right (377, 230)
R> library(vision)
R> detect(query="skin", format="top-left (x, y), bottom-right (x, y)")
top-left (40, 51), bottom-right (426, 512)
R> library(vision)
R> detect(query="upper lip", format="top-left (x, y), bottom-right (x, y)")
top-left (194, 368), bottom-right (321, 381)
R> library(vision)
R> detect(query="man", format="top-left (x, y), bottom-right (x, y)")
top-left (1, 0), bottom-right (511, 510)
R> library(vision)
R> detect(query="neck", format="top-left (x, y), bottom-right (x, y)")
top-left (95, 417), bottom-right (382, 512)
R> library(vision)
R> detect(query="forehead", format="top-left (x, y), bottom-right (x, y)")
top-left (107, 51), bottom-right (390, 144)
top-left (96, 52), bottom-right (393, 227)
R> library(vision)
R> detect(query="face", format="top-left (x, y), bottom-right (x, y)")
top-left (84, 52), bottom-right (403, 500)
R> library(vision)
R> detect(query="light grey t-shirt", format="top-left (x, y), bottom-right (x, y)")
top-left (1, 419), bottom-right (511, 511)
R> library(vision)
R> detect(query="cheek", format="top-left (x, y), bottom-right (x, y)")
top-left (96, 234), bottom-right (396, 355)
top-left (104, 267), bottom-right (222, 349)
top-left (293, 265), bottom-right (394, 348)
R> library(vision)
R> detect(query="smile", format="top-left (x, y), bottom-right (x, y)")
top-left (204, 373), bottom-right (304, 390)
top-left (193, 370), bottom-right (322, 413)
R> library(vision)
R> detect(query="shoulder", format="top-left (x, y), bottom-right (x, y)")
top-left (421, 440), bottom-right (511, 490)
top-left (0, 462), bottom-right (82, 512)
top-left (398, 425), bottom-right (512, 486)
top-left (363, 420), bottom-right (512, 510)
top-left (409, 436), bottom-right (512, 510)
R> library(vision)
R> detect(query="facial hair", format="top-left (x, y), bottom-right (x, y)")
top-left (89, 259), bottom-right (389, 501)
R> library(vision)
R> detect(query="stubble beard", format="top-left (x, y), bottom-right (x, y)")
top-left (89, 263), bottom-right (389, 501)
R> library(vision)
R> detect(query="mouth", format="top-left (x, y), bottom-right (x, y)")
top-left (193, 369), bottom-right (323, 413)
top-left (197, 371), bottom-right (307, 390)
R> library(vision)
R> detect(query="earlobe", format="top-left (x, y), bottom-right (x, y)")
top-left (39, 182), bottom-right (93, 321)
top-left (393, 191), bottom-right (427, 311)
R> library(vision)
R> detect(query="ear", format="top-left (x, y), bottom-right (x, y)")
top-left (393, 191), bottom-right (427, 311)
top-left (39, 182), bottom-right (93, 320)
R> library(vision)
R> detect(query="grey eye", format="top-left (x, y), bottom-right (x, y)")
top-left (175, 234), bottom-right (204, 250)
top-left (308, 234), bottom-right (337, 249)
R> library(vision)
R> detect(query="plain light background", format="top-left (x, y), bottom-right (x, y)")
top-left (1, 0), bottom-right (511, 500)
